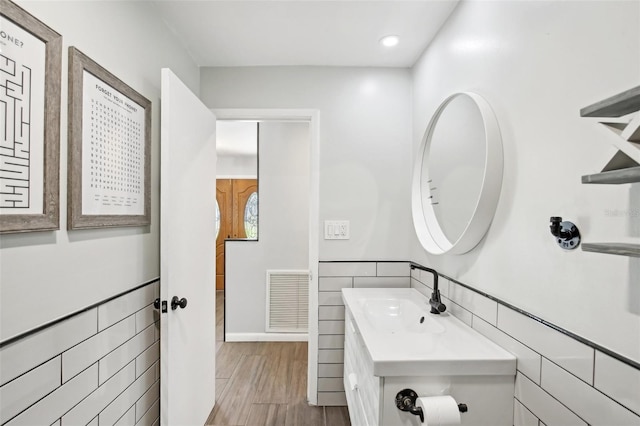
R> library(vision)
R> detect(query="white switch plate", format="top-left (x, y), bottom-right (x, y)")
top-left (324, 220), bottom-right (350, 240)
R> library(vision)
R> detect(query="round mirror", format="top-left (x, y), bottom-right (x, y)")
top-left (412, 92), bottom-right (503, 255)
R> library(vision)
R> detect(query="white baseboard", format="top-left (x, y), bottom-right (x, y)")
top-left (225, 332), bottom-right (308, 342)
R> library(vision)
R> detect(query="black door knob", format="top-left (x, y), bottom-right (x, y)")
top-left (171, 296), bottom-right (188, 310)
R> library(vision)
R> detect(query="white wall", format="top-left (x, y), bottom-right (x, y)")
top-left (216, 120), bottom-right (258, 178)
top-left (411, 0), bottom-right (640, 363)
top-left (217, 154), bottom-right (257, 178)
top-left (200, 67), bottom-right (413, 261)
top-left (225, 122), bottom-right (310, 335)
top-left (0, 1), bottom-right (200, 342)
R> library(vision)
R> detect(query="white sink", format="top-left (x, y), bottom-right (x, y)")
top-left (342, 287), bottom-right (516, 377)
top-left (361, 297), bottom-right (445, 334)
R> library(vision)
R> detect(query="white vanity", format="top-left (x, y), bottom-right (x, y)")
top-left (342, 288), bottom-right (516, 426)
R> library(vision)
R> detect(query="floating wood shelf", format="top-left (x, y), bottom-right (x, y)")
top-left (582, 243), bottom-right (640, 258)
top-left (581, 166), bottom-right (640, 184)
top-left (580, 85), bottom-right (640, 118)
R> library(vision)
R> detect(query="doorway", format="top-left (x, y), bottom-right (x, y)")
top-left (216, 120), bottom-right (259, 291)
top-left (219, 121), bottom-right (309, 338)
top-left (214, 109), bottom-right (320, 405)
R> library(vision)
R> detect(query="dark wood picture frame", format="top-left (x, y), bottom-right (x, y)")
top-left (68, 47), bottom-right (151, 229)
top-left (0, 0), bottom-right (61, 234)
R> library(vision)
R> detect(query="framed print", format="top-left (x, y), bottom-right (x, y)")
top-left (0, 0), bottom-right (61, 233)
top-left (68, 47), bottom-right (151, 229)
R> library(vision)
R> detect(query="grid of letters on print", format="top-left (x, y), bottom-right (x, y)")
top-left (89, 97), bottom-right (143, 208)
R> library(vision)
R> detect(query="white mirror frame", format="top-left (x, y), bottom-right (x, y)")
top-left (412, 92), bottom-right (503, 255)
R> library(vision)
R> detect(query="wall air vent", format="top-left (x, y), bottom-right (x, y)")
top-left (266, 270), bottom-right (309, 333)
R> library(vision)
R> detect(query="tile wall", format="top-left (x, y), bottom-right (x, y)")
top-left (0, 281), bottom-right (160, 426)
top-left (317, 261), bottom-right (411, 406)
top-left (410, 267), bottom-right (640, 426)
top-left (316, 260), bottom-right (640, 426)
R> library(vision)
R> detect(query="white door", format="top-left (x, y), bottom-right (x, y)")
top-left (160, 68), bottom-right (217, 426)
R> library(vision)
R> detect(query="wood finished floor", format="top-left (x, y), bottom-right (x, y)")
top-left (207, 291), bottom-right (350, 426)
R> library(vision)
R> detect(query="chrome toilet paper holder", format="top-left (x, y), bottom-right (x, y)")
top-left (395, 389), bottom-right (468, 423)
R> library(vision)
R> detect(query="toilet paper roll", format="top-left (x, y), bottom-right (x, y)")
top-left (416, 395), bottom-right (461, 426)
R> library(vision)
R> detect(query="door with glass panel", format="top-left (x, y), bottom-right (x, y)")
top-left (215, 179), bottom-right (258, 290)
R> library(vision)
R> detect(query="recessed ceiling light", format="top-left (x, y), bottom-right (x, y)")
top-left (380, 35), bottom-right (399, 48)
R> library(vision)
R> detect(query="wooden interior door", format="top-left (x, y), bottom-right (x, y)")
top-left (216, 178), bottom-right (258, 290)
top-left (233, 179), bottom-right (258, 239)
top-left (216, 179), bottom-right (232, 290)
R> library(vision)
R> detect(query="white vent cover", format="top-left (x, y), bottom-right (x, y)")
top-left (266, 270), bottom-right (309, 333)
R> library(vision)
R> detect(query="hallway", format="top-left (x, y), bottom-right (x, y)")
top-left (207, 291), bottom-right (350, 426)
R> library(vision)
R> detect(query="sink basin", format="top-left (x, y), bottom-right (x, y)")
top-left (342, 287), bottom-right (516, 377)
top-left (361, 297), bottom-right (445, 334)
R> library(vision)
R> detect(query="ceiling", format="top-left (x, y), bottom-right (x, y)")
top-left (152, 0), bottom-right (460, 68)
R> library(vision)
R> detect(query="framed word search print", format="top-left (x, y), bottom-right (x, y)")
top-left (68, 47), bottom-right (151, 229)
top-left (0, 0), bottom-right (61, 234)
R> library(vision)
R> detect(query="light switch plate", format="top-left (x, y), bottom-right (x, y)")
top-left (324, 220), bottom-right (350, 240)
